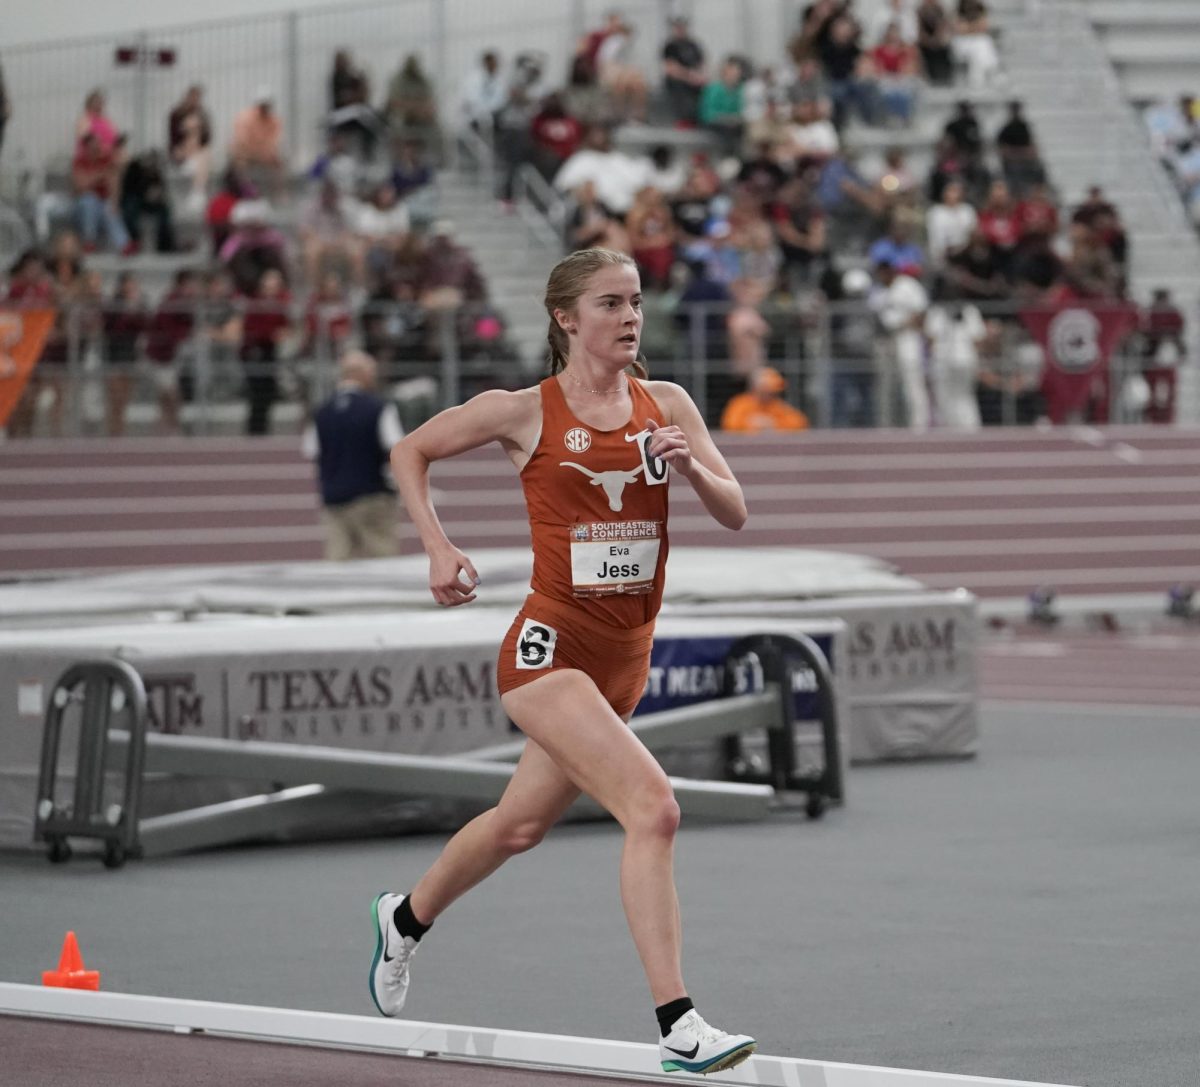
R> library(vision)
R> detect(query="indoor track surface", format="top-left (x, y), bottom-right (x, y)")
top-left (3, 425), bottom-right (1200, 597)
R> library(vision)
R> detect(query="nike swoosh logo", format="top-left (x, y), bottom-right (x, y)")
top-left (624, 432), bottom-right (644, 443)
top-left (665, 1042), bottom-right (700, 1059)
top-left (382, 909), bottom-right (395, 962)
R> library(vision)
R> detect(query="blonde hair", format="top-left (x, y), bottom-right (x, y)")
top-left (544, 247), bottom-right (648, 378)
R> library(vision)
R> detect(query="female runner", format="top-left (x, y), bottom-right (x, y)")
top-left (369, 247), bottom-right (755, 1076)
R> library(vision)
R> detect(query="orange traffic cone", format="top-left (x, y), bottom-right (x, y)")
top-left (42, 931), bottom-right (101, 990)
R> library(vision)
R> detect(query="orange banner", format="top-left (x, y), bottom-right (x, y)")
top-left (0, 308), bottom-right (55, 428)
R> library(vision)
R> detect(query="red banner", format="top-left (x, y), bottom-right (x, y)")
top-left (1020, 292), bottom-right (1136, 424)
top-left (0, 308), bottom-right (55, 428)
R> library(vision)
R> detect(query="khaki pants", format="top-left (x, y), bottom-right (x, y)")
top-left (322, 492), bottom-right (400, 561)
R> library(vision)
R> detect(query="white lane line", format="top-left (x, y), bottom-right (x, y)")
top-left (0, 464), bottom-right (310, 484)
top-left (1112, 442), bottom-right (1143, 463)
top-left (982, 698), bottom-right (1200, 718)
top-left (2, 494), bottom-right (323, 516)
top-left (921, 564), bottom-right (1200, 588)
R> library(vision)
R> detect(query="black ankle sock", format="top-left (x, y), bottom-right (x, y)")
top-left (393, 895), bottom-right (432, 942)
top-left (655, 996), bottom-right (694, 1037)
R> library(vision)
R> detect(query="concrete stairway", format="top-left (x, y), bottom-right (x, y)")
top-left (994, 0), bottom-right (1200, 422)
top-left (1086, 0), bottom-right (1200, 104)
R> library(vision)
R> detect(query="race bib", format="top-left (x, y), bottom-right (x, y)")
top-left (569, 520), bottom-right (661, 597)
top-left (515, 618), bottom-right (558, 670)
top-left (623, 429), bottom-right (670, 485)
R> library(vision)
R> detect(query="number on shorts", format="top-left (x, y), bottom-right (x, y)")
top-left (516, 618), bottom-right (558, 670)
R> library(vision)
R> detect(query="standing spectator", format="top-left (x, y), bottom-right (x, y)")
top-left (308, 131), bottom-right (363, 196)
top-left (146, 269), bottom-right (201, 434)
top-left (725, 278), bottom-right (773, 374)
top-left (239, 267), bottom-right (292, 436)
top-left (872, 260), bottom-right (930, 429)
top-left (494, 52), bottom-right (548, 209)
top-left (815, 151), bottom-right (887, 249)
top-left (1138, 288), bottom-right (1185, 424)
top-left (783, 99), bottom-right (840, 168)
top-left (770, 175), bottom-right (827, 287)
top-left (662, 16), bottom-right (707, 124)
top-left (329, 49), bottom-right (376, 159)
top-left (230, 88), bottom-right (285, 193)
top-left (952, 0), bottom-right (1001, 88)
top-left (383, 55), bottom-right (440, 150)
top-left (943, 99), bottom-right (984, 160)
top-left (994, 101), bottom-right (1044, 195)
top-left (75, 89), bottom-right (118, 153)
top-left (0, 57), bottom-right (10, 160)
top-left (822, 265), bottom-right (878, 427)
top-left (302, 350), bottom-right (403, 561)
top-left (699, 58), bottom-right (747, 157)
top-left (219, 199), bottom-right (289, 295)
top-left (460, 51), bottom-right (506, 135)
top-left (871, 23), bottom-right (920, 126)
top-left (101, 271), bottom-right (148, 436)
top-left (926, 178), bottom-right (977, 267)
top-left (304, 271), bottom-right (355, 363)
top-left (197, 268), bottom-right (243, 403)
top-left (167, 85), bottom-right (213, 206)
top-left (72, 132), bottom-right (131, 253)
top-left (925, 300), bottom-right (986, 429)
top-left (720, 365), bottom-right (809, 431)
top-left (626, 186), bottom-right (677, 290)
top-left (120, 148), bottom-right (176, 253)
top-left (820, 16), bottom-right (878, 129)
top-left (916, 0), bottom-right (954, 84)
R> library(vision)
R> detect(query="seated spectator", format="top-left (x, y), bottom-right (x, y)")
top-left (1143, 95), bottom-right (1196, 163)
top-left (671, 161), bottom-right (720, 242)
top-left (383, 55), bottom-right (440, 150)
top-left (240, 267), bottom-right (293, 435)
top-left (563, 53), bottom-right (617, 128)
top-left (198, 269), bottom-right (243, 399)
top-left (926, 178), bottom-right (977, 267)
top-left (75, 89), bottom-right (118, 153)
top-left (101, 271), bottom-right (147, 436)
top-left (952, 0), bottom-right (1001, 88)
top-left (301, 178), bottom-right (365, 286)
top-left (460, 51), bottom-right (506, 134)
top-left (308, 131), bottom-right (363, 196)
top-left (994, 100), bottom-right (1045, 196)
top-left (977, 179), bottom-right (1021, 270)
top-left (770, 175), bottom-right (827, 287)
top-left (871, 23), bottom-right (920, 126)
top-left (787, 58), bottom-right (828, 107)
top-left (219, 199), bottom-right (289, 295)
top-left (699, 57), bottom-right (747, 157)
top-left (146, 269), bottom-right (201, 434)
top-left (595, 16), bottom-right (648, 122)
top-left (418, 220), bottom-right (487, 311)
top-left (553, 125), bottom-right (651, 215)
top-left (206, 167), bottom-right (256, 256)
top-left (925, 300), bottom-right (987, 429)
top-left (304, 270), bottom-right (355, 362)
top-left (741, 65), bottom-right (786, 139)
top-left (783, 99), bottom-right (840, 169)
top-left (120, 148), bottom-right (175, 253)
top-left (647, 145), bottom-right (687, 197)
top-left (531, 94), bottom-right (584, 180)
top-left (816, 152), bottom-right (887, 248)
top-left (329, 49), bottom-right (377, 159)
top-left (944, 228), bottom-right (1009, 302)
top-left (167, 85), bottom-right (212, 205)
top-left (1173, 139), bottom-right (1200, 223)
top-left (72, 132), bottom-right (131, 254)
top-left (867, 146), bottom-right (919, 200)
top-left (354, 181), bottom-right (412, 284)
top-left (682, 218), bottom-right (742, 287)
top-left (662, 16), bottom-right (707, 124)
top-left (1059, 221), bottom-right (1119, 298)
top-left (720, 365), bottom-right (809, 431)
top-left (819, 15), bottom-right (878, 129)
top-left (916, 0), bottom-right (954, 85)
top-left (1010, 231), bottom-right (1062, 296)
top-left (230, 88), bottom-right (285, 193)
top-left (869, 216), bottom-right (925, 277)
top-left (389, 138), bottom-right (437, 223)
top-left (1015, 181), bottom-right (1059, 245)
top-left (789, 0), bottom-right (843, 66)
top-left (733, 212), bottom-right (783, 292)
top-left (0, 59), bottom-right (8, 161)
top-left (4, 250), bottom-right (52, 305)
top-left (737, 143), bottom-right (788, 202)
top-left (568, 180), bottom-right (631, 253)
top-left (626, 186), bottom-right (677, 290)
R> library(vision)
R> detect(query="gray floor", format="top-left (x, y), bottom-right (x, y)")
top-left (4, 703), bottom-right (1199, 1087)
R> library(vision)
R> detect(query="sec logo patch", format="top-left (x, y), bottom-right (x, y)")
top-left (564, 427), bottom-right (591, 453)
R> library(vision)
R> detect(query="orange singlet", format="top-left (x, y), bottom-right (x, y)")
top-left (496, 375), bottom-right (671, 717)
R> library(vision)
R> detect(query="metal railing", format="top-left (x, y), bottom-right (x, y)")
top-left (3, 295), bottom-right (1187, 438)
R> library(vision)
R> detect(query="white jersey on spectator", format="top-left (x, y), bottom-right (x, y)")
top-left (554, 149), bottom-right (653, 214)
top-left (926, 202), bottom-right (977, 266)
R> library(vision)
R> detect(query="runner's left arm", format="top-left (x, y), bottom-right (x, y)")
top-left (645, 382), bottom-right (746, 531)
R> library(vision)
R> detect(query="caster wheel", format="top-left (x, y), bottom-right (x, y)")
top-left (47, 838), bottom-right (72, 864)
top-left (805, 794), bottom-right (827, 820)
top-left (102, 842), bottom-right (127, 869)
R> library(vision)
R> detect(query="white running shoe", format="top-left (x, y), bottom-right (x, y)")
top-left (659, 1009), bottom-right (757, 1075)
top-left (368, 892), bottom-right (420, 1017)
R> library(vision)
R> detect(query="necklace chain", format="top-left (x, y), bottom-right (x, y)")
top-left (562, 367), bottom-right (628, 396)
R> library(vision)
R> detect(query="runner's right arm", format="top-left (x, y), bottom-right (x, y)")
top-left (390, 389), bottom-right (537, 606)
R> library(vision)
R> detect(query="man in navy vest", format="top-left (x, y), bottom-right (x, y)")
top-left (302, 350), bottom-right (403, 560)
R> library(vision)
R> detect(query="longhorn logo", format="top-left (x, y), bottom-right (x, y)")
top-left (560, 461), bottom-right (644, 512)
